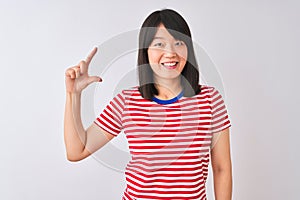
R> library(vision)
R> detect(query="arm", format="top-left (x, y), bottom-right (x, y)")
top-left (64, 47), bottom-right (114, 162)
top-left (211, 128), bottom-right (232, 200)
top-left (64, 93), bottom-right (114, 161)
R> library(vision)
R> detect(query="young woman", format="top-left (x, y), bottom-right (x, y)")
top-left (64, 9), bottom-right (232, 200)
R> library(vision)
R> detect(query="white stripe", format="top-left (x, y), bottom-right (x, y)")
top-left (130, 146), bottom-right (211, 153)
top-left (127, 135), bottom-right (211, 141)
top-left (126, 167), bottom-right (206, 175)
top-left (126, 160), bottom-right (207, 170)
top-left (126, 129), bottom-right (212, 135)
top-left (126, 185), bottom-right (206, 197)
top-left (129, 151), bottom-right (209, 157)
top-left (126, 174), bottom-right (204, 186)
top-left (128, 140), bottom-right (211, 147)
top-left (122, 114), bottom-right (212, 121)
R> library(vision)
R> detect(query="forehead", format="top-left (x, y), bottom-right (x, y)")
top-left (153, 24), bottom-right (176, 39)
top-left (153, 23), bottom-right (187, 42)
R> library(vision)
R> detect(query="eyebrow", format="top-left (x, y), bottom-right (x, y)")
top-left (153, 37), bottom-right (166, 40)
top-left (153, 36), bottom-right (182, 41)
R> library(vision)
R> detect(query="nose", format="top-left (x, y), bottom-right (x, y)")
top-left (163, 44), bottom-right (176, 57)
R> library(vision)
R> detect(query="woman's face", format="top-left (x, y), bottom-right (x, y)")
top-left (147, 24), bottom-right (188, 82)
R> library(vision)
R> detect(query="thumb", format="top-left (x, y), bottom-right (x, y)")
top-left (86, 76), bottom-right (102, 85)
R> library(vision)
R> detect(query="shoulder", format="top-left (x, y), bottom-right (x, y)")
top-left (195, 85), bottom-right (225, 102)
top-left (198, 84), bottom-right (217, 96)
top-left (117, 86), bottom-right (143, 100)
top-left (121, 86), bottom-right (140, 96)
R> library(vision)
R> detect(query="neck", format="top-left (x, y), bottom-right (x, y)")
top-left (154, 77), bottom-right (182, 100)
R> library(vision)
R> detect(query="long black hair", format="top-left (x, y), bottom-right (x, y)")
top-left (138, 9), bottom-right (201, 100)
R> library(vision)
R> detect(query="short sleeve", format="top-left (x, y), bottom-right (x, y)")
top-left (94, 92), bottom-right (125, 136)
top-left (210, 87), bottom-right (231, 133)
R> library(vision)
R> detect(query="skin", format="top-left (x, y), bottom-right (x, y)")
top-left (64, 47), bottom-right (114, 161)
top-left (211, 128), bottom-right (233, 200)
top-left (64, 25), bottom-right (232, 199)
top-left (148, 24), bottom-right (188, 99)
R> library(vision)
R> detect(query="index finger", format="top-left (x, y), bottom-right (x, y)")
top-left (85, 47), bottom-right (98, 65)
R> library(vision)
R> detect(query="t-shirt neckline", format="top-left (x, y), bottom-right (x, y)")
top-left (152, 90), bottom-right (184, 105)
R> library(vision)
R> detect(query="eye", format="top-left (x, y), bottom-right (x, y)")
top-left (175, 41), bottom-right (185, 46)
top-left (153, 42), bottom-right (164, 47)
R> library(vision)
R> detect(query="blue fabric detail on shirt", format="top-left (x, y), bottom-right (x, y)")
top-left (152, 90), bottom-right (184, 104)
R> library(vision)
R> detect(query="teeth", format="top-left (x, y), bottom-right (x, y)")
top-left (163, 62), bottom-right (177, 66)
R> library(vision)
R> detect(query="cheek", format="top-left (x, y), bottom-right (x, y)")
top-left (178, 51), bottom-right (188, 67)
top-left (178, 50), bottom-right (188, 71)
top-left (148, 50), bottom-right (161, 64)
top-left (175, 47), bottom-right (188, 63)
top-left (181, 48), bottom-right (188, 61)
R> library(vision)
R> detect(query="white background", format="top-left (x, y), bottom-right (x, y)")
top-left (1, 0), bottom-right (299, 199)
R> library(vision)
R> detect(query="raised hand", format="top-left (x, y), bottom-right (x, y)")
top-left (65, 47), bottom-right (102, 93)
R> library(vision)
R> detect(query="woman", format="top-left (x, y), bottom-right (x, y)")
top-left (64, 9), bottom-right (232, 200)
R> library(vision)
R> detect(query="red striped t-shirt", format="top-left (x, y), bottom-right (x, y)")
top-left (94, 85), bottom-right (231, 200)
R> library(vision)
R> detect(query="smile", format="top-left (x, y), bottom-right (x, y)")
top-left (161, 62), bottom-right (178, 69)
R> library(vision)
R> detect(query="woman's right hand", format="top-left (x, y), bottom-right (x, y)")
top-left (65, 47), bottom-right (102, 94)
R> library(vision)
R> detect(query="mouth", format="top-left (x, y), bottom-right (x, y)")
top-left (161, 62), bottom-right (179, 69)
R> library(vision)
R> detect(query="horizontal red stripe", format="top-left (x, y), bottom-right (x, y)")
top-left (128, 159), bottom-right (207, 168)
top-left (123, 111), bottom-right (212, 117)
top-left (122, 116), bottom-right (212, 124)
top-left (126, 164), bottom-right (208, 173)
top-left (126, 173), bottom-right (203, 187)
top-left (124, 122), bottom-right (211, 129)
top-left (128, 137), bottom-right (210, 144)
top-left (127, 132), bottom-right (212, 139)
top-left (126, 167), bottom-right (205, 178)
top-left (125, 126), bottom-right (211, 133)
top-left (126, 182), bottom-right (205, 196)
top-left (126, 105), bottom-right (211, 112)
top-left (132, 154), bottom-right (209, 161)
top-left (130, 149), bottom-right (209, 155)
top-left (129, 142), bottom-right (211, 150)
